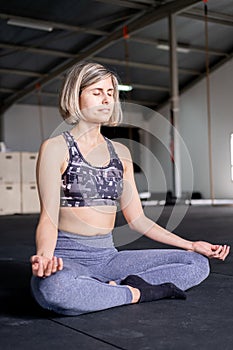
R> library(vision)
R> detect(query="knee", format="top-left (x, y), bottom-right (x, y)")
top-left (40, 275), bottom-right (65, 307)
top-left (31, 270), bottom-right (74, 314)
top-left (191, 252), bottom-right (210, 282)
top-left (31, 271), bottom-right (89, 316)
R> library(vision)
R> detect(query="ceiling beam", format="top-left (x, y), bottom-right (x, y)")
top-left (0, 0), bottom-right (200, 114)
top-left (132, 83), bottom-right (169, 92)
top-left (0, 57), bottom-right (199, 79)
top-left (119, 0), bottom-right (201, 33)
top-left (0, 81), bottom-right (169, 97)
top-left (0, 87), bottom-right (162, 110)
top-left (94, 56), bottom-right (200, 75)
top-left (157, 50), bottom-right (233, 110)
top-left (0, 43), bottom-right (74, 58)
top-left (0, 37), bottom-right (228, 60)
top-left (181, 8), bottom-right (233, 26)
top-left (94, 0), bottom-right (149, 10)
top-left (0, 87), bottom-right (15, 94)
top-left (95, 0), bottom-right (179, 11)
top-left (0, 88), bottom-right (58, 97)
top-left (0, 13), bottom-right (108, 36)
top-left (0, 68), bottom-right (43, 77)
top-left (130, 37), bottom-right (229, 57)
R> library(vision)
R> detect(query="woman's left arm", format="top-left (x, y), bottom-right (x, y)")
top-left (117, 143), bottom-right (230, 261)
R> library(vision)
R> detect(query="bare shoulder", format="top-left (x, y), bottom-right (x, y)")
top-left (38, 134), bottom-right (68, 166)
top-left (111, 141), bottom-right (132, 162)
top-left (40, 134), bottom-right (64, 149)
top-left (39, 134), bottom-right (66, 155)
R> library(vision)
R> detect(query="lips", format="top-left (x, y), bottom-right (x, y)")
top-left (98, 108), bottom-right (111, 113)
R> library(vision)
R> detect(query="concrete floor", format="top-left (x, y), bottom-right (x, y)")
top-left (1, 205), bottom-right (233, 350)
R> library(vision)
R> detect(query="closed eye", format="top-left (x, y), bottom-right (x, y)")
top-left (91, 88), bottom-right (114, 97)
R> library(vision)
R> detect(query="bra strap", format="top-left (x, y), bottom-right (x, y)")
top-left (62, 131), bottom-right (76, 159)
top-left (62, 131), bottom-right (74, 147)
top-left (105, 137), bottom-right (118, 159)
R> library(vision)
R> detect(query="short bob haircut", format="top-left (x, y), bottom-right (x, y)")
top-left (59, 61), bottom-right (123, 126)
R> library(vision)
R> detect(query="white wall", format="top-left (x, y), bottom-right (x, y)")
top-left (123, 104), bottom-right (171, 194)
top-left (3, 104), bottom-right (62, 152)
top-left (209, 60), bottom-right (233, 198)
top-left (2, 58), bottom-right (233, 198)
top-left (158, 58), bottom-right (233, 199)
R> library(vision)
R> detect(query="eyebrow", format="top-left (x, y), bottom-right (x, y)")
top-left (89, 87), bottom-right (114, 92)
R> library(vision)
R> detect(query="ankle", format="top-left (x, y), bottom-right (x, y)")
top-left (128, 286), bottom-right (141, 303)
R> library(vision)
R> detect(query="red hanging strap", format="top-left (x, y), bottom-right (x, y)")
top-left (35, 83), bottom-right (41, 90)
top-left (123, 25), bottom-right (129, 39)
top-left (203, 0), bottom-right (208, 15)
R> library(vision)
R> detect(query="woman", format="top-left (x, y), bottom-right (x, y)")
top-left (30, 61), bottom-right (230, 316)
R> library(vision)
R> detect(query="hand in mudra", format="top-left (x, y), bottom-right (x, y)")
top-left (30, 255), bottom-right (63, 277)
top-left (191, 241), bottom-right (230, 261)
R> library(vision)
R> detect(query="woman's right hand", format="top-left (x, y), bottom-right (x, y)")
top-left (30, 255), bottom-right (63, 277)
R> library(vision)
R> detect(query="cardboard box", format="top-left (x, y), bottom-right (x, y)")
top-left (0, 152), bottom-right (21, 184)
top-left (21, 183), bottom-right (40, 214)
top-left (21, 152), bottom-right (38, 183)
top-left (0, 183), bottom-right (21, 215)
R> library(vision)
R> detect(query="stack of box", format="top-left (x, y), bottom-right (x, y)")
top-left (0, 152), bottom-right (21, 215)
top-left (0, 152), bottom-right (40, 215)
top-left (21, 152), bottom-right (40, 214)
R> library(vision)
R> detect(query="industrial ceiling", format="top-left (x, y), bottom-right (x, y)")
top-left (0, 0), bottom-right (232, 115)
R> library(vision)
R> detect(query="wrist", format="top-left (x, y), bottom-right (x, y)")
top-left (186, 241), bottom-right (194, 251)
top-left (36, 251), bottom-right (53, 259)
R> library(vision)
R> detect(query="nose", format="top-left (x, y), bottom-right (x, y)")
top-left (102, 92), bottom-right (111, 104)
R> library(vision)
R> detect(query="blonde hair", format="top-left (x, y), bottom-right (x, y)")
top-left (59, 61), bottom-right (123, 126)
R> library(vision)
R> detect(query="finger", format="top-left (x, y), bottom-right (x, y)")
top-left (37, 258), bottom-right (45, 277)
top-left (220, 245), bottom-right (230, 261)
top-left (212, 245), bottom-right (223, 255)
top-left (210, 248), bottom-right (222, 259)
top-left (44, 259), bottom-right (53, 277)
top-left (31, 256), bottom-right (39, 271)
top-left (31, 255), bottom-right (42, 265)
top-left (213, 245), bottom-right (230, 260)
top-left (51, 257), bottom-right (58, 273)
top-left (30, 255), bottom-right (37, 264)
top-left (224, 245), bottom-right (231, 259)
top-left (211, 244), bottom-right (220, 251)
top-left (57, 257), bottom-right (63, 271)
top-left (31, 262), bottom-right (39, 275)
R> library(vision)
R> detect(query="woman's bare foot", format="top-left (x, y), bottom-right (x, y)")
top-left (109, 280), bottom-right (117, 286)
top-left (128, 286), bottom-right (141, 303)
top-left (108, 280), bottom-right (140, 303)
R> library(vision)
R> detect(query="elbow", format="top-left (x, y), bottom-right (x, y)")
top-left (128, 220), bottom-right (136, 231)
top-left (127, 213), bottom-right (152, 234)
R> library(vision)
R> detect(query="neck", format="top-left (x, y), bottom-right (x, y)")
top-left (72, 121), bottom-right (102, 145)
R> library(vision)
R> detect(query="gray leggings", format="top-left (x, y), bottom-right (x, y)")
top-left (31, 230), bottom-right (210, 316)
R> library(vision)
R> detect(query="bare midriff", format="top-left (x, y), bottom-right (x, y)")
top-left (58, 205), bottom-right (117, 236)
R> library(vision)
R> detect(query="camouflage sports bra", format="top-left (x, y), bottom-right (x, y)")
top-left (60, 131), bottom-right (124, 207)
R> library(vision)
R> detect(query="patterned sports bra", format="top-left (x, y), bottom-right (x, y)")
top-left (60, 131), bottom-right (124, 207)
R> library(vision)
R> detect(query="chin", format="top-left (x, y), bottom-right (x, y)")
top-left (94, 114), bottom-right (112, 124)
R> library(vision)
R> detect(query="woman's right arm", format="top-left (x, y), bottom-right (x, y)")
top-left (31, 137), bottom-right (67, 277)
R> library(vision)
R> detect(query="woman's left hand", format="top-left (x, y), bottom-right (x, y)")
top-left (190, 241), bottom-right (230, 260)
